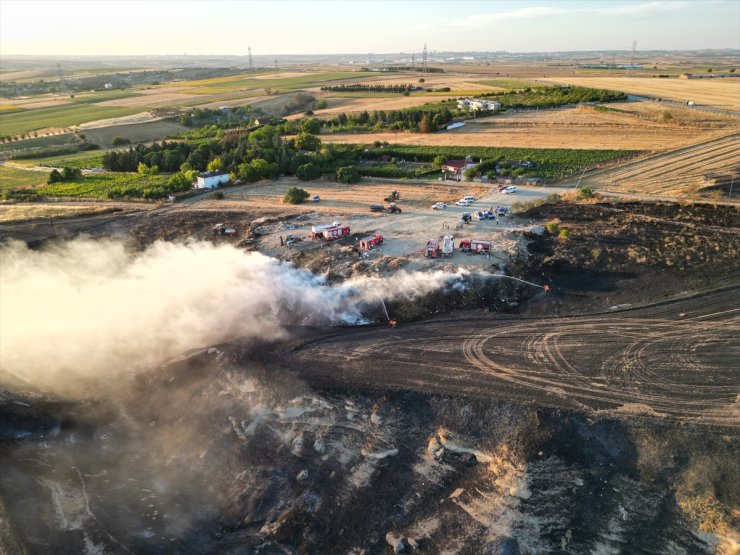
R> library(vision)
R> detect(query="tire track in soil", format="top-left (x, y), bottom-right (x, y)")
top-left (286, 287), bottom-right (740, 427)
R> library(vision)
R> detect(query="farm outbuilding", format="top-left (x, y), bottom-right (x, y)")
top-left (441, 156), bottom-right (478, 180)
top-left (195, 171), bottom-right (230, 189)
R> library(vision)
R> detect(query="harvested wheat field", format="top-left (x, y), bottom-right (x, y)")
top-left (602, 100), bottom-right (740, 126)
top-left (563, 132), bottom-right (740, 197)
top-left (319, 105), bottom-right (730, 150)
top-left (98, 88), bottom-right (203, 108)
top-left (542, 76), bottom-right (740, 111)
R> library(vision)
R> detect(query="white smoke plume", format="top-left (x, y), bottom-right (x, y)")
top-left (0, 238), bottom-right (466, 394)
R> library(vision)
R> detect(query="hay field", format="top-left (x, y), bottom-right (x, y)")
top-left (98, 87), bottom-right (203, 108)
top-left (81, 120), bottom-right (188, 147)
top-left (171, 71), bottom-right (357, 95)
top-left (319, 105), bottom-right (728, 150)
top-left (541, 76), bottom-right (740, 111)
top-left (562, 132), bottom-right (740, 197)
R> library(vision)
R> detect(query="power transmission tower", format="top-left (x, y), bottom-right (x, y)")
top-left (628, 41), bottom-right (637, 76)
top-left (411, 53), bottom-right (415, 69)
top-left (274, 58), bottom-right (278, 73)
top-left (57, 63), bottom-right (66, 92)
top-left (422, 44), bottom-right (428, 74)
top-left (248, 47), bottom-right (254, 72)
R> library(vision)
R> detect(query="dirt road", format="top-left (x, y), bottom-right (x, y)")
top-left (285, 286), bottom-right (740, 427)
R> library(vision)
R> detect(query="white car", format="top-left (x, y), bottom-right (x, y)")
top-left (502, 186), bottom-right (517, 194)
top-left (431, 202), bottom-right (448, 210)
top-left (455, 199), bottom-right (473, 206)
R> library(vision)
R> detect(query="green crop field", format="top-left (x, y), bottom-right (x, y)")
top-left (0, 104), bottom-right (149, 136)
top-left (0, 165), bottom-right (47, 194)
top-left (173, 71), bottom-right (359, 94)
top-left (70, 90), bottom-right (144, 104)
top-left (35, 173), bottom-right (170, 199)
top-left (0, 166), bottom-right (171, 199)
top-left (13, 151), bottom-right (106, 169)
top-left (362, 145), bottom-right (639, 179)
top-left (0, 134), bottom-right (74, 153)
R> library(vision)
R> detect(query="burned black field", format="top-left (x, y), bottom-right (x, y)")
top-left (0, 198), bottom-right (738, 553)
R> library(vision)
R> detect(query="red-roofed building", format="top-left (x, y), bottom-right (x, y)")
top-left (441, 155), bottom-right (478, 180)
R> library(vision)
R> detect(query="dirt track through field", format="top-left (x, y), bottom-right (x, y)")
top-left (567, 132), bottom-right (740, 195)
top-left (285, 286), bottom-right (740, 427)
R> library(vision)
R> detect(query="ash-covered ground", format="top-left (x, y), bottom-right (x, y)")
top-left (0, 198), bottom-right (738, 554)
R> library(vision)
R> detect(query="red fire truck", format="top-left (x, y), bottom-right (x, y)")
top-left (360, 234), bottom-right (384, 250)
top-left (423, 239), bottom-right (440, 258)
top-left (322, 225), bottom-right (350, 241)
top-left (459, 239), bottom-right (492, 254)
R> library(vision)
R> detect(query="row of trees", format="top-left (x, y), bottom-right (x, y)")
top-left (321, 105), bottom-right (458, 133)
top-left (320, 84), bottom-right (417, 93)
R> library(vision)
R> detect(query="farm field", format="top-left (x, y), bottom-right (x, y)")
top-left (81, 120), bottom-right (188, 147)
top-left (318, 104), bottom-right (731, 150)
top-left (0, 133), bottom-right (74, 153)
top-left (0, 165), bottom-right (47, 194)
top-left (0, 203), bottom-right (120, 223)
top-left (562, 132), bottom-right (740, 197)
top-left (0, 104), bottom-right (148, 136)
top-left (171, 71), bottom-right (358, 95)
top-left (11, 151), bottom-right (106, 169)
top-left (0, 167), bottom-right (171, 199)
top-left (541, 76), bottom-right (740, 111)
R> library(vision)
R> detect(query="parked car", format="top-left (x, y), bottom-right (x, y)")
top-left (431, 202), bottom-right (448, 210)
top-left (474, 211), bottom-right (486, 221)
top-left (502, 186), bottom-right (517, 194)
top-left (496, 206), bottom-right (508, 216)
top-left (455, 199), bottom-right (473, 206)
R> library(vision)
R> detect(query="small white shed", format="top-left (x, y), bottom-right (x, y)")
top-left (195, 171), bottom-right (230, 189)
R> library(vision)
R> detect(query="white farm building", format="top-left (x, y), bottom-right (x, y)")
top-left (195, 171), bottom-right (230, 189)
top-left (457, 98), bottom-right (501, 112)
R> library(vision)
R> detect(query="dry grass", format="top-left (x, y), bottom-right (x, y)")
top-left (0, 204), bottom-right (118, 222)
top-left (319, 104), bottom-right (730, 150)
top-left (541, 76), bottom-right (740, 111)
top-left (566, 132), bottom-right (740, 198)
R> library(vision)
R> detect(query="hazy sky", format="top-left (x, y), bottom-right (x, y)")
top-left (1, 0), bottom-right (738, 56)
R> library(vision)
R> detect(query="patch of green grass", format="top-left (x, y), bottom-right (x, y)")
top-left (0, 105), bottom-right (24, 114)
top-left (0, 165), bottom-right (47, 194)
top-left (38, 173), bottom-right (170, 199)
top-left (477, 79), bottom-right (548, 90)
top-left (14, 151), bottom-right (105, 169)
top-left (0, 134), bottom-right (74, 152)
top-left (0, 105), bottom-right (149, 136)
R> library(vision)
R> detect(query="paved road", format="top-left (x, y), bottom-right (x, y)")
top-left (283, 286), bottom-right (740, 427)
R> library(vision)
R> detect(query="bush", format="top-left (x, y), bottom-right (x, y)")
top-left (545, 222), bottom-right (560, 235)
top-left (211, 190), bottom-right (224, 200)
top-left (283, 187), bottom-right (310, 204)
top-left (294, 132), bottom-right (321, 152)
top-left (111, 136), bottom-right (131, 146)
top-left (48, 169), bottom-right (63, 184)
top-left (168, 172), bottom-right (193, 192)
top-left (545, 193), bottom-right (561, 203)
top-left (577, 186), bottom-right (594, 199)
top-left (335, 166), bottom-right (361, 184)
top-left (296, 162), bottom-right (321, 181)
top-left (559, 228), bottom-right (571, 239)
top-left (316, 99), bottom-right (328, 109)
top-left (302, 118), bottom-right (321, 134)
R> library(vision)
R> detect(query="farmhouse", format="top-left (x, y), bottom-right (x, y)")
top-left (441, 155), bottom-right (478, 180)
top-left (457, 98), bottom-right (501, 112)
top-left (195, 170), bottom-right (230, 189)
